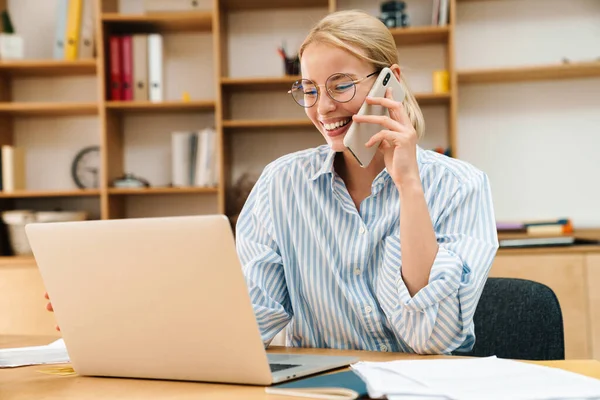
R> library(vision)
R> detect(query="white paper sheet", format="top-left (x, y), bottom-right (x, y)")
top-left (351, 356), bottom-right (600, 400)
top-left (0, 338), bottom-right (70, 368)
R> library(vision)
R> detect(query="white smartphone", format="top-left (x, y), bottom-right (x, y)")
top-left (343, 67), bottom-right (406, 168)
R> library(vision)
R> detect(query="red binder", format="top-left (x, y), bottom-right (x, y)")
top-left (109, 35), bottom-right (122, 101)
top-left (121, 35), bottom-right (133, 101)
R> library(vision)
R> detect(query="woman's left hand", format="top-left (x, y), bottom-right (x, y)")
top-left (352, 87), bottom-right (420, 189)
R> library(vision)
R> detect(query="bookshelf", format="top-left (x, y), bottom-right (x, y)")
top-left (0, 0), bottom-right (597, 258)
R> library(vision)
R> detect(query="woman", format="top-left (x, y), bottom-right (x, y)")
top-left (235, 9), bottom-right (499, 354)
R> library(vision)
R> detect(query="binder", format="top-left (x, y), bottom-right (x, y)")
top-left (53, 0), bottom-right (69, 59)
top-left (77, 0), bottom-right (95, 59)
top-left (64, 0), bottom-right (83, 60)
top-left (132, 34), bottom-right (148, 101)
top-left (121, 35), bottom-right (133, 101)
top-left (147, 34), bottom-right (163, 102)
top-left (109, 35), bottom-right (122, 101)
top-left (1, 145), bottom-right (26, 192)
top-left (171, 132), bottom-right (193, 187)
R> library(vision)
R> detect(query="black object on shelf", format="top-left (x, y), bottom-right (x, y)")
top-left (379, 1), bottom-right (410, 28)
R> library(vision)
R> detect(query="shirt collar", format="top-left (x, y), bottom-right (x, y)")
top-left (309, 149), bottom-right (337, 181)
top-left (308, 145), bottom-right (424, 182)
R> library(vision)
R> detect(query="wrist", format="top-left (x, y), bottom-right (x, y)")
top-left (396, 175), bottom-right (423, 196)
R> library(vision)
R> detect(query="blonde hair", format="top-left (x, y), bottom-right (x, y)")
top-left (299, 10), bottom-right (425, 139)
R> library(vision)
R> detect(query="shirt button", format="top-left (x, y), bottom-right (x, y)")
top-left (354, 267), bottom-right (361, 276)
top-left (365, 305), bottom-right (373, 314)
top-left (359, 226), bottom-right (366, 234)
top-left (380, 344), bottom-right (388, 352)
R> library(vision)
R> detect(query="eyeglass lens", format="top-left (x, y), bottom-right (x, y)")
top-left (290, 73), bottom-right (357, 108)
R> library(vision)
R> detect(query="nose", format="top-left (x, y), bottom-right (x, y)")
top-left (316, 89), bottom-right (336, 115)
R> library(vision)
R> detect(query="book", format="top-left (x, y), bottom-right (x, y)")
top-left (265, 370), bottom-right (368, 400)
top-left (499, 236), bottom-right (599, 249)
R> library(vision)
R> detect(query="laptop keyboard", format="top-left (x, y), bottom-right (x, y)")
top-left (270, 363), bottom-right (300, 372)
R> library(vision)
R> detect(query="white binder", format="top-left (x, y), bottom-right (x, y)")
top-left (147, 34), bottom-right (163, 102)
top-left (77, 0), bottom-right (95, 59)
top-left (133, 34), bottom-right (148, 101)
top-left (53, 0), bottom-right (69, 59)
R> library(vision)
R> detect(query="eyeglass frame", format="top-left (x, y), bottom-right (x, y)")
top-left (288, 70), bottom-right (381, 108)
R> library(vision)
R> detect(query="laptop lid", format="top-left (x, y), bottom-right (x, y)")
top-left (25, 215), bottom-right (274, 385)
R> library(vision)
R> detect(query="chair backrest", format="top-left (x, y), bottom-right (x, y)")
top-left (455, 277), bottom-right (565, 360)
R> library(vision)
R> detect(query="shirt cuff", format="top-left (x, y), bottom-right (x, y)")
top-left (396, 244), bottom-right (469, 313)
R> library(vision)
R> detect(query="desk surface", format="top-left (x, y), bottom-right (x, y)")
top-left (2, 335), bottom-right (600, 400)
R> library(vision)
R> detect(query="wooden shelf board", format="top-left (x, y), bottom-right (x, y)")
top-left (0, 102), bottom-right (98, 117)
top-left (223, 119), bottom-right (313, 130)
top-left (106, 100), bottom-right (215, 113)
top-left (0, 256), bottom-right (36, 266)
top-left (222, 0), bottom-right (328, 11)
top-left (389, 26), bottom-right (449, 46)
top-left (108, 187), bottom-right (219, 195)
top-left (415, 92), bottom-right (451, 105)
top-left (458, 62), bottom-right (600, 84)
top-left (0, 59), bottom-right (97, 77)
top-left (0, 189), bottom-right (101, 198)
top-left (102, 12), bottom-right (212, 33)
top-left (221, 76), bottom-right (300, 92)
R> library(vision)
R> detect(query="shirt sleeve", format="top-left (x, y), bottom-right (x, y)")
top-left (378, 170), bottom-right (499, 354)
top-left (235, 170), bottom-right (292, 347)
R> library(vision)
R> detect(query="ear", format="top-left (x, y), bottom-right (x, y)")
top-left (389, 64), bottom-right (402, 82)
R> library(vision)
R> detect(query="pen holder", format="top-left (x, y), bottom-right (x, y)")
top-left (0, 33), bottom-right (23, 60)
top-left (284, 56), bottom-right (300, 76)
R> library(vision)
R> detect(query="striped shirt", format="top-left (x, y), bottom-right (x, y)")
top-left (235, 144), bottom-right (499, 354)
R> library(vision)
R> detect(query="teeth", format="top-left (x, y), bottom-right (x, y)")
top-left (324, 118), bottom-right (350, 131)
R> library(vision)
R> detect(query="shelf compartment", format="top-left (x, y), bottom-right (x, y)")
top-left (223, 119), bottom-right (313, 130)
top-left (0, 60), bottom-right (97, 77)
top-left (102, 12), bottom-right (213, 33)
top-left (108, 187), bottom-right (219, 195)
top-left (0, 102), bottom-right (98, 117)
top-left (0, 189), bottom-right (101, 198)
top-left (390, 26), bottom-right (449, 46)
top-left (221, 76), bottom-right (300, 92)
top-left (106, 100), bottom-right (216, 113)
top-left (222, 0), bottom-right (328, 11)
top-left (458, 62), bottom-right (600, 84)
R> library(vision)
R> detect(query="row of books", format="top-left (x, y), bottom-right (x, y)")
top-left (0, 145), bottom-right (25, 192)
top-left (432, 0), bottom-right (449, 27)
top-left (109, 34), bottom-right (163, 102)
top-left (171, 128), bottom-right (218, 188)
top-left (54, 0), bottom-right (95, 61)
top-left (497, 218), bottom-right (574, 236)
top-left (495, 218), bottom-right (600, 248)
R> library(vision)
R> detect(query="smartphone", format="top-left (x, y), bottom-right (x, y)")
top-left (343, 67), bottom-right (406, 168)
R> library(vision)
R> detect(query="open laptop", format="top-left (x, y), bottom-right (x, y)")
top-left (25, 214), bottom-right (358, 385)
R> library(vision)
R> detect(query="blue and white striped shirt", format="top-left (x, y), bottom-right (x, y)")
top-left (236, 145), bottom-right (499, 354)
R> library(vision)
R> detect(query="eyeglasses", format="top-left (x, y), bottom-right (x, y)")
top-left (288, 71), bottom-right (380, 108)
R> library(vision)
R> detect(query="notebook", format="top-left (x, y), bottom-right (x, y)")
top-left (265, 370), bottom-right (368, 400)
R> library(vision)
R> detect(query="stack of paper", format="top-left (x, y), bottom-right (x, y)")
top-left (0, 339), bottom-right (70, 368)
top-left (351, 356), bottom-right (600, 400)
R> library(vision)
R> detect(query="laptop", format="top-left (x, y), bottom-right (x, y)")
top-left (25, 214), bottom-right (358, 385)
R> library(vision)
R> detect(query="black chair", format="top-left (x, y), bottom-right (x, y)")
top-left (455, 277), bottom-right (565, 360)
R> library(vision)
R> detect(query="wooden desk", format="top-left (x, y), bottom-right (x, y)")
top-left (2, 336), bottom-right (600, 400)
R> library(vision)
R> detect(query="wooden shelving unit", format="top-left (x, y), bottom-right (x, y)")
top-left (223, 119), bottom-right (314, 130)
top-left (101, 12), bottom-right (213, 33)
top-left (106, 100), bottom-right (216, 113)
top-left (0, 0), bottom-right (595, 263)
top-left (221, 0), bottom-right (329, 11)
top-left (108, 187), bottom-right (218, 196)
top-left (0, 190), bottom-right (100, 198)
top-left (0, 102), bottom-right (98, 117)
top-left (0, 60), bottom-right (97, 77)
top-left (458, 62), bottom-right (600, 84)
top-left (390, 26), bottom-right (450, 46)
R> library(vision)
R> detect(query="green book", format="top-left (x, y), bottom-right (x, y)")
top-left (265, 370), bottom-right (369, 399)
